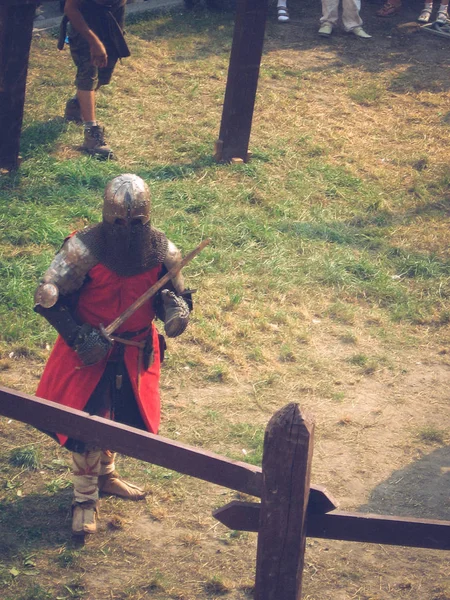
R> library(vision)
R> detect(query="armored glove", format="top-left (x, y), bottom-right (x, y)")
top-left (161, 289), bottom-right (190, 338)
top-left (73, 324), bottom-right (112, 366)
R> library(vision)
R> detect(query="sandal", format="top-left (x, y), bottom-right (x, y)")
top-left (376, 1), bottom-right (401, 17)
top-left (277, 6), bottom-right (290, 22)
top-left (418, 8), bottom-right (432, 22)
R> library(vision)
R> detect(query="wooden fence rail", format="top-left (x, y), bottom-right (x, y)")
top-left (0, 385), bottom-right (335, 511)
top-left (1, 385), bottom-right (449, 599)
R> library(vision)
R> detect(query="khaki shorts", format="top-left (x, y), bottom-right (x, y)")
top-left (68, 24), bottom-right (117, 91)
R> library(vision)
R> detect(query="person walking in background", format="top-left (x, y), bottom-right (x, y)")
top-left (59, 0), bottom-right (130, 159)
top-left (417, 0), bottom-right (448, 22)
top-left (318, 0), bottom-right (372, 37)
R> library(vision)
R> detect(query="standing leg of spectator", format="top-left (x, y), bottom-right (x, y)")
top-left (418, 2), bottom-right (434, 22)
top-left (77, 90), bottom-right (96, 123)
top-left (342, 0), bottom-right (363, 30)
top-left (319, 0), bottom-right (339, 35)
top-left (342, 0), bottom-right (372, 36)
top-left (436, 2), bottom-right (449, 22)
top-left (277, 0), bottom-right (289, 22)
top-left (320, 0), bottom-right (339, 26)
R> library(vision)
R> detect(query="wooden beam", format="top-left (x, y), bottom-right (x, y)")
top-left (0, 385), bottom-right (261, 496)
top-left (0, 0), bottom-right (37, 170)
top-left (307, 510), bottom-right (450, 550)
top-left (215, 0), bottom-right (269, 163)
top-left (254, 403), bottom-right (315, 600)
top-left (0, 385), bottom-right (337, 511)
top-left (213, 502), bottom-right (450, 551)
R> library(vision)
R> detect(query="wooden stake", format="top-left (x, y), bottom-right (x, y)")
top-left (0, 0), bottom-right (37, 170)
top-left (254, 403), bottom-right (314, 600)
top-left (216, 0), bottom-right (269, 163)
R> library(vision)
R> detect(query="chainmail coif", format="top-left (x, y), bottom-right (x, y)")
top-left (77, 223), bottom-right (168, 277)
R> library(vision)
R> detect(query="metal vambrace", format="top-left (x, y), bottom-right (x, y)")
top-left (161, 289), bottom-right (190, 338)
top-left (34, 303), bottom-right (111, 365)
top-left (34, 301), bottom-right (81, 347)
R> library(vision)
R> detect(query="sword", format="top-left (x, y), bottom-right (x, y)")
top-left (99, 238), bottom-right (211, 342)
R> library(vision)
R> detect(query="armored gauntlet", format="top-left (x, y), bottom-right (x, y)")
top-left (72, 324), bottom-right (112, 366)
top-left (161, 290), bottom-right (190, 338)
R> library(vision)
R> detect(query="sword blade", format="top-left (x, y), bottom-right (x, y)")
top-left (102, 238), bottom-right (210, 337)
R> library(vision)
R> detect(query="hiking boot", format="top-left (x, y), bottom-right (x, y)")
top-left (98, 471), bottom-right (146, 500)
top-left (64, 97), bottom-right (82, 124)
top-left (83, 125), bottom-right (114, 159)
top-left (318, 22), bottom-right (333, 36)
top-left (72, 500), bottom-right (98, 536)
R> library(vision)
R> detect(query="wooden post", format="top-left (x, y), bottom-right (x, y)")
top-left (254, 403), bottom-right (314, 600)
top-left (0, 0), bottom-right (37, 171)
top-left (215, 0), bottom-right (269, 163)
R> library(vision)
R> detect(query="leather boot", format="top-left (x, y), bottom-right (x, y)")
top-left (98, 471), bottom-right (146, 500)
top-left (83, 125), bottom-right (114, 159)
top-left (72, 500), bottom-right (99, 535)
top-left (64, 97), bottom-right (82, 124)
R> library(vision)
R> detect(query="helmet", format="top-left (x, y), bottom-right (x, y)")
top-left (103, 174), bottom-right (150, 226)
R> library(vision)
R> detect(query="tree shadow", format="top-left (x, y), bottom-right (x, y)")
top-left (0, 490), bottom-right (75, 557)
top-left (127, 0), bottom-right (450, 94)
top-left (359, 446), bottom-right (450, 521)
top-left (20, 117), bottom-right (68, 158)
top-left (137, 154), bottom-right (218, 181)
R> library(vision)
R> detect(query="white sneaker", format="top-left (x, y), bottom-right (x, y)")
top-left (318, 23), bottom-right (333, 36)
top-left (351, 26), bottom-right (372, 38)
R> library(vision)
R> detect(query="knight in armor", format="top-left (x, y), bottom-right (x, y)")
top-left (34, 174), bottom-right (192, 536)
top-left (59, 0), bottom-right (131, 158)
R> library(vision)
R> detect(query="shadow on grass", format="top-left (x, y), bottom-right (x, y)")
top-left (20, 118), bottom-right (68, 159)
top-left (127, 0), bottom-right (450, 94)
top-left (359, 446), bottom-right (450, 521)
top-left (138, 154), bottom-right (218, 181)
top-left (0, 490), bottom-right (73, 557)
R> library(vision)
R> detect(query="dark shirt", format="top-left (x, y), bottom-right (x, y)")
top-left (59, 0), bottom-right (130, 58)
top-left (80, 0), bottom-right (129, 58)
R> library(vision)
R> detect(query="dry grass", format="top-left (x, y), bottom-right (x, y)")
top-left (0, 1), bottom-right (450, 599)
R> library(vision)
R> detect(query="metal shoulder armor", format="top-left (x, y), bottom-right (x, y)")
top-left (34, 233), bottom-right (99, 308)
top-left (164, 239), bottom-right (186, 295)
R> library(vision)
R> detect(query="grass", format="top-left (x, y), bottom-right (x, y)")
top-left (8, 446), bottom-right (40, 470)
top-left (416, 426), bottom-right (447, 445)
top-left (0, 2), bottom-right (450, 600)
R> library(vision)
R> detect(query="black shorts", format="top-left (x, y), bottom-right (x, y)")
top-left (68, 23), bottom-right (117, 91)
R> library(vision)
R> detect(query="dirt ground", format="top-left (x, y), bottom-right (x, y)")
top-left (1, 1), bottom-right (450, 598)
top-left (1, 322), bottom-right (449, 599)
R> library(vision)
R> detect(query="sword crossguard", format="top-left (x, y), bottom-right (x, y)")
top-left (99, 323), bottom-right (114, 344)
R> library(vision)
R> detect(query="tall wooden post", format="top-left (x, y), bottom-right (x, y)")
top-left (0, 0), bottom-right (37, 171)
top-left (254, 403), bottom-right (315, 600)
top-left (214, 0), bottom-right (269, 164)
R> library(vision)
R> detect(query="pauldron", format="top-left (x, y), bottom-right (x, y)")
top-left (34, 233), bottom-right (99, 309)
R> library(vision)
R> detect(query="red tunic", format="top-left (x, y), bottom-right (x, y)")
top-left (36, 262), bottom-right (163, 445)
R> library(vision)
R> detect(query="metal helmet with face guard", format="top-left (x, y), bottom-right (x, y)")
top-left (103, 173), bottom-right (151, 228)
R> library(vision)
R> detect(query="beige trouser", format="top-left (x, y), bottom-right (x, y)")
top-left (320, 0), bottom-right (363, 30)
top-left (71, 450), bottom-right (116, 504)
